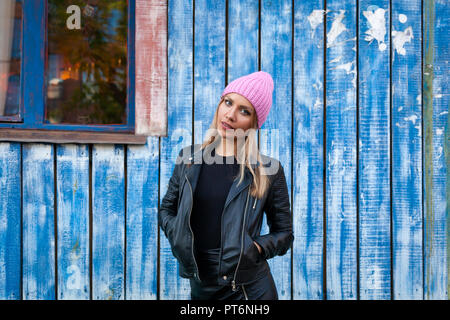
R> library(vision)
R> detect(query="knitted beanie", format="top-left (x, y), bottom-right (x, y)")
top-left (221, 71), bottom-right (274, 128)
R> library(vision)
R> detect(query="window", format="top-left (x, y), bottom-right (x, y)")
top-left (0, 0), bottom-right (22, 122)
top-left (0, 0), bottom-right (167, 144)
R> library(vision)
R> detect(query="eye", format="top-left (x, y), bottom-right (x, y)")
top-left (240, 108), bottom-right (251, 116)
top-left (224, 99), bottom-right (232, 106)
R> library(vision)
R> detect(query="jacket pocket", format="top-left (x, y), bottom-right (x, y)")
top-left (239, 233), bottom-right (263, 270)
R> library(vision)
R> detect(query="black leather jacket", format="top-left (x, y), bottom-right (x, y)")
top-left (158, 144), bottom-right (294, 289)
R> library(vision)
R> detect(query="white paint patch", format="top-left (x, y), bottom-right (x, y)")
top-left (436, 128), bottom-right (444, 136)
top-left (66, 265), bottom-right (82, 290)
top-left (312, 81), bottom-right (323, 91)
top-left (313, 98), bottom-right (322, 109)
top-left (404, 114), bottom-right (418, 124)
top-left (38, 205), bottom-right (47, 227)
top-left (392, 27), bottom-right (413, 55)
top-left (331, 37), bottom-right (357, 47)
top-left (439, 111), bottom-right (448, 116)
top-left (416, 94), bottom-right (421, 103)
top-left (93, 145), bottom-right (123, 161)
top-left (327, 10), bottom-right (347, 47)
top-left (398, 106), bottom-right (404, 112)
top-left (335, 62), bottom-right (353, 73)
top-left (329, 56), bottom-right (342, 64)
top-left (363, 8), bottom-right (387, 51)
top-left (0, 143), bottom-right (12, 155)
top-left (24, 144), bottom-right (52, 161)
top-left (334, 61), bottom-right (357, 87)
top-left (307, 9), bottom-right (324, 30)
top-left (366, 266), bottom-right (384, 290)
top-left (399, 14), bottom-right (407, 23)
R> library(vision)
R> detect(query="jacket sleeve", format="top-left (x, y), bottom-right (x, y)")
top-left (254, 163), bottom-right (294, 260)
top-left (158, 150), bottom-right (183, 239)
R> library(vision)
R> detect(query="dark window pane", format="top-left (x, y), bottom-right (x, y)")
top-left (45, 0), bottom-right (128, 125)
top-left (0, 0), bottom-right (22, 117)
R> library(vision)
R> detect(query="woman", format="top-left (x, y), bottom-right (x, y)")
top-left (159, 71), bottom-right (293, 300)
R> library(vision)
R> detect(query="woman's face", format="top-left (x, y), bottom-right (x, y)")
top-left (217, 93), bottom-right (256, 138)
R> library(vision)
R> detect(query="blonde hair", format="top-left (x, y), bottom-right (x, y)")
top-left (200, 96), bottom-right (270, 199)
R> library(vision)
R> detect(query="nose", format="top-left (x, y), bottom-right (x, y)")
top-left (225, 105), bottom-right (237, 122)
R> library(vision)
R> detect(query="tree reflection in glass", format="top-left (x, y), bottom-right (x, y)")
top-left (0, 0), bottom-right (22, 118)
top-left (46, 0), bottom-right (128, 125)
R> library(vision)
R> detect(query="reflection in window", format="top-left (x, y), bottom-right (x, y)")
top-left (0, 0), bottom-right (22, 118)
top-left (46, 0), bottom-right (128, 125)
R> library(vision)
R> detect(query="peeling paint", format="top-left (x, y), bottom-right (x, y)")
top-left (307, 9), bottom-right (324, 30)
top-left (331, 37), bottom-right (357, 47)
top-left (334, 61), bottom-right (357, 87)
top-left (327, 10), bottom-right (347, 47)
top-left (335, 62), bottom-right (353, 73)
top-left (329, 56), bottom-right (342, 64)
top-left (392, 27), bottom-right (413, 55)
top-left (313, 98), bottom-right (322, 109)
top-left (404, 114), bottom-right (419, 124)
top-left (24, 144), bottom-right (52, 161)
top-left (363, 8), bottom-right (387, 51)
top-left (66, 265), bottom-right (81, 290)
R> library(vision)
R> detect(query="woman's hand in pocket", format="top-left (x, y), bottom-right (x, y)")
top-left (253, 241), bottom-right (262, 254)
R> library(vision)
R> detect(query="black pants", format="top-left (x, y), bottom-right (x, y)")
top-left (190, 247), bottom-right (278, 300)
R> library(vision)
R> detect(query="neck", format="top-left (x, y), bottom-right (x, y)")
top-left (215, 137), bottom-right (236, 157)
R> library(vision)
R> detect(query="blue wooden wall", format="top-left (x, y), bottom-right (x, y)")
top-left (0, 0), bottom-right (448, 300)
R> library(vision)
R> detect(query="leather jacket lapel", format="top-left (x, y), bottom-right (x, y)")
top-left (223, 168), bottom-right (252, 209)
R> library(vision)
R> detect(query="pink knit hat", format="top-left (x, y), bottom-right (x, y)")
top-left (221, 71), bottom-right (274, 128)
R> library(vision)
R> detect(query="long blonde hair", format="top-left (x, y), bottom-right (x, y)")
top-left (200, 97), bottom-right (270, 199)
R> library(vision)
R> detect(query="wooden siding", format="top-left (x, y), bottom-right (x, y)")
top-left (0, 0), bottom-right (448, 300)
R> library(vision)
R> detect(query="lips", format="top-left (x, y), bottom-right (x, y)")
top-left (221, 121), bottom-right (234, 130)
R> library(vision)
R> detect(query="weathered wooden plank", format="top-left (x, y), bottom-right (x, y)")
top-left (391, 0), bottom-right (423, 299)
top-left (423, 0), bottom-right (449, 300)
top-left (325, 0), bottom-right (357, 299)
top-left (358, 0), bottom-right (391, 300)
top-left (293, 1), bottom-right (325, 300)
top-left (160, 0), bottom-right (193, 300)
top-left (0, 143), bottom-right (21, 300)
top-left (22, 144), bottom-right (55, 300)
top-left (92, 145), bottom-right (125, 300)
top-left (227, 0), bottom-right (259, 80)
top-left (56, 144), bottom-right (90, 300)
top-left (135, 0), bottom-right (167, 136)
top-left (193, 0), bottom-right (226, 145)
top-left (126, 138), bottom-right (159, 299)
top-left (0, 129), bottom-right (147, 144)
top-left (260, 0), bottom-right (292, 300)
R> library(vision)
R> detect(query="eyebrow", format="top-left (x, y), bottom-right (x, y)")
top-left (226, 97), bottom-right (252, 112)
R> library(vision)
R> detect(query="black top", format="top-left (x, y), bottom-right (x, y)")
top-left (191, 150), bottom-right (240, 251)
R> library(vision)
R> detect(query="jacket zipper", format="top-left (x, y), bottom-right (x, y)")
top-left (231, 190), bottom-right (250, 291)
top-left (186, 174), bottom-right (201, 282)
top-left (241, 284), bottom-right (249, 300)
top-left (252, 197), bottom-right (257, 209)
